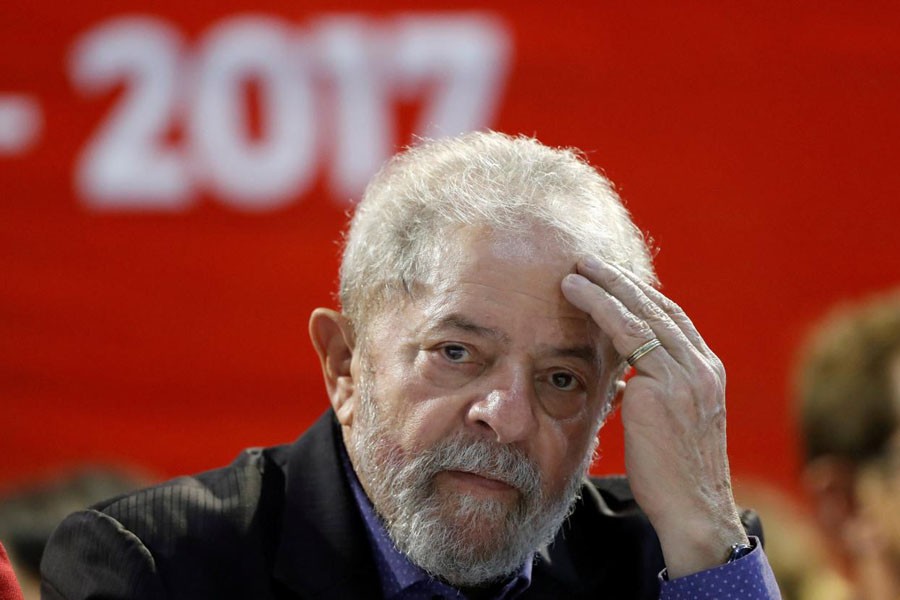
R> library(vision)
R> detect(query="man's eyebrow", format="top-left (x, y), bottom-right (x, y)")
top-left (426, 315), bottom-right (598, 364)
top-left (426, 314), bottom-right (509, 342)
top-left (544, 344), bottom-right (598, 365)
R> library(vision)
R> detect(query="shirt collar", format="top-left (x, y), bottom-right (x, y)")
top-left (338, 436), bottom-right (533, 600)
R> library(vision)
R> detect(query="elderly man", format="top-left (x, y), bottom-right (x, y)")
top-left (798, 290), bottom-right (900, 600)
top-left (41, 133), bottom-right (779, 599)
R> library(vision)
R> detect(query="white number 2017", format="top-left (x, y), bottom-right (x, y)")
top-left (69, 13), bottom-right (511, 211)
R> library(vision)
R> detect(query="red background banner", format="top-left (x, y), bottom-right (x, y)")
top-left (3, 2), bottom-right (899, 500)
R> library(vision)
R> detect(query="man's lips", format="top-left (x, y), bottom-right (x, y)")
top-left (440, 469), bottom-right (517, 494)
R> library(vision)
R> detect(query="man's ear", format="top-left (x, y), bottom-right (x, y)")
top-left (309, 308), bottom-right (357, 427)
top-left (605, 364), bottom-right (629, 414)
top-left (610, 378), bottom-right (627, 411)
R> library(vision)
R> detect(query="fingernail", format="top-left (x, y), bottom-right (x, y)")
top-left (581, 256), bottom-right (602, 271)
top-left (563, 273), bottom-right (587, 287)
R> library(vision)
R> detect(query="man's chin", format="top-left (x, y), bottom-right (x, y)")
top-left (431, 494), bottom-right (520, 553)
top-left (404, 517), bottom-right (527, 589)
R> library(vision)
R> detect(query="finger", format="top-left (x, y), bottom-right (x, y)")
top-left (607, 264), bottom-right (716, 361)
top-left (569, 260), bottom-right (699, 367)
top-left (561, 273), bottom-right (687, 370)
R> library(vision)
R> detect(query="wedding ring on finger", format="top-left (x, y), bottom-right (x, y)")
top-left (625, 338), bottom-right (663, 367)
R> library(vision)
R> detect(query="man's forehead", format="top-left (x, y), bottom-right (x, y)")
top-left (440, 224), bottom-right (575, 276)
top-left (419, 288), bottom-right (592, 329)
top-left (484, 232), bottom-right (549, 263)
top-left (421, 307), bottom-right (593, 335)
top-left (361, 223), bottom-right (603, 343)
top-left (416, 293), bottom-right (604, 354)
top-left (415, 226), bottom-right (589, 318)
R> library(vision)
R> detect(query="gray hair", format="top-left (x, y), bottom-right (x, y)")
top-left (339, 131), bottom-right (656, 333)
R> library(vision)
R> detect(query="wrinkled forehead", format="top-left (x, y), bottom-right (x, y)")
top-left (431, 221), bottom-right (575, 272)
top-left (360, 223), bottom-right (583, 333)
top-left (422, 226), bottom-right (604, 339)
top-left (483, 230), bottom-right (552, 262)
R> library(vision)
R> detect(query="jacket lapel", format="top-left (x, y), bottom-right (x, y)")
top-left (271, 412), bottom-right (381, 599)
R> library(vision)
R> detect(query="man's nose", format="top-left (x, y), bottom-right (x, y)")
top-left (466, 370), bottom-right (538, 445)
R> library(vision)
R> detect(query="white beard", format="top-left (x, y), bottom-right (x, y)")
top-left (349, 372), bottom-right (599, 588)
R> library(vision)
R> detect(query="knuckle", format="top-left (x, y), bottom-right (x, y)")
top-left (704, 354), bottom-right (727, 386)
top-left (638, 297), bottom-right (664, 321)
top-left (622, 315), bottom-right (652, 340)
top-left (712, 356), bottom-right (726, 378)
top-left (668, 302), bottom-right (687, 321)
top-left (608, 267), bottom-right (629, 285)
top-left (693, 365), bottom-right (722, 393)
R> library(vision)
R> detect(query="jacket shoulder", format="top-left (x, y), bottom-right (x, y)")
top-left (41, 508), bottom-right (167, 600)
top-left (43, 445), bottom-right (292, 599)
top-left (96, 446), bottom-right (278, 545)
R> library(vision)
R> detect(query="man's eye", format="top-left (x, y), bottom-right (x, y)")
top-left (550, 371), bottom-right (579, 391)
top-left (441, 344), bottom-right (470, 362)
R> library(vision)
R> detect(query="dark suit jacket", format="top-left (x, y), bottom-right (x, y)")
top-left (41, 412), bottom-right (762, 599)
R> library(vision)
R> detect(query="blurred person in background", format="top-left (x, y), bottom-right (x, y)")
top-left (797, 289), bottom-right (900, 600)
top-left (0, 541), bottom-right (25, 600)
top-left (735, 482), bottom-right (851, 600)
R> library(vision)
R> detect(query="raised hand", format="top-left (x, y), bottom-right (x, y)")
top-left (561, 257), bottom-right (749, 578)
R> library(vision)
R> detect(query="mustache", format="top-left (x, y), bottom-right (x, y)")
top-left (409, 434), bottom-right (542, 498)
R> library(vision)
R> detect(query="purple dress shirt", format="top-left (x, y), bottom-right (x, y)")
top-left (659, 539), bottom-right (780, 599)
top-left (339, 444), bottom-right (780, 599)
top-left (341, 445), bottom-right (531, 599)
